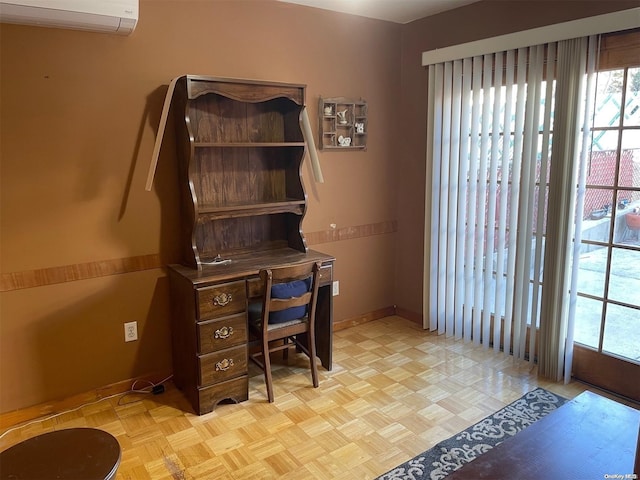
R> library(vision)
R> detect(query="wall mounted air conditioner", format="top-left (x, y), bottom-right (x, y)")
top-left (0, 0), bottom-right (138, 35)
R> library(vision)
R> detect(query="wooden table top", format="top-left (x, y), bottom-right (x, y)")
top-left (0, 427), bottom-right (121, 480)
top-left (448, 391), bottom-right (640, 480)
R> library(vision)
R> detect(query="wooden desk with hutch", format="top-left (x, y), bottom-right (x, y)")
top-left (166, 75), bottom-right (335, 415)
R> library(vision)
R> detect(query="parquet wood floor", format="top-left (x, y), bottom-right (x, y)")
top-left (0, 316), bottom-right (608, 479)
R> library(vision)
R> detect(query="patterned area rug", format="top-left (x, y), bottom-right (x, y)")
top-left (376, 387), bottom-right (567, 480)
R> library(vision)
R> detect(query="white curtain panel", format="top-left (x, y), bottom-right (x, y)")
top-left (425, 36), bottom-right (597, 379)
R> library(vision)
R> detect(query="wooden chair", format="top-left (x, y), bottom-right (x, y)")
top-left (248, 261), bottom-right (321, 403)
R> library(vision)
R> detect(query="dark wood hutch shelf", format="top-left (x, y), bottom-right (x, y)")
top-left (194, 142), bottom-right (306, 147)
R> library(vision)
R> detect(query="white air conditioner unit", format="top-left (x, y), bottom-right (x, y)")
top-left (0, 0), bottom-right (138, 35)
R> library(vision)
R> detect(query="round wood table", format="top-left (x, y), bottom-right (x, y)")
top-left (0, 428), bottom-right (121, 480)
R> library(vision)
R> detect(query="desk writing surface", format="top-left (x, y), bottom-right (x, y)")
top-left (169, 248), bottom-right (335, 287)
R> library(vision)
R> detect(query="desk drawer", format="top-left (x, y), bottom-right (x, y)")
top-left (197, 281), bottom-right (246, 320)
top-left (196, 376), bottom-right (248, 415)
top-left (198, 313), bottom-right (247, 355)
top-left (198, 345), bottom-right (247, 386)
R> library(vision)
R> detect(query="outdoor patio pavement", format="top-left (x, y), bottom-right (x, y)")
top-left (575, 238), bottom-right (640, 362)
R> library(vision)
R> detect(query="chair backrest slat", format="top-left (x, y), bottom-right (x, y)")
top-left (269, 262), bottom-right (317, 282)
top-left (269, 292), bottom-right (312, 312)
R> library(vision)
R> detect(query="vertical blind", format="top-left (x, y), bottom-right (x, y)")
top-left (426, 36), bottom-right (597, 377)
top-left (539, 37), bottom-right (598, 381)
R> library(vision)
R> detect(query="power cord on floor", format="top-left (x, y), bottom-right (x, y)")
top-left (117, 374), bottom-right (173, 405)
top-left (0, 374), bottom-right (173, 441)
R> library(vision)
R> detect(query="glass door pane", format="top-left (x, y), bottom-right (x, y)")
top-left (573, 65), bottom-right (640, 399)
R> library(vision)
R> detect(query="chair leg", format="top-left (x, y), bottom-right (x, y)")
top-left (283, 338), bottom-right (289, 362)
top-left (307, 329), bottom-right (319, 388)
top-left (262, 338), bottom-right (275, 403)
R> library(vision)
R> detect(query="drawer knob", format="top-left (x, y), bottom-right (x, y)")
top-left (214, 326), bottom-right (234, 339)
top-left (215, 358), bottom-right (234, 371)
top-left (213, 292), bottom-right (232, 307)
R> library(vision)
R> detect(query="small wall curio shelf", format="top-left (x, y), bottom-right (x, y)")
top-left (318, 96), bottom-right (367, 150)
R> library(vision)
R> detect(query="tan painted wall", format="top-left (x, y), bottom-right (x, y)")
top-left (0, 0), bottom-right (401, 412)
top-left (395, 0), bottom-right (640, 320)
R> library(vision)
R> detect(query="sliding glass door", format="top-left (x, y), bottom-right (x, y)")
top-left (573, 61), bottom-right (640, 401)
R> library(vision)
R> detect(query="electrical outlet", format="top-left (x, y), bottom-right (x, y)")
top-left (124, 321), bottom-right (138, 342)
top-left (332, 280), bottom-right (339, 296)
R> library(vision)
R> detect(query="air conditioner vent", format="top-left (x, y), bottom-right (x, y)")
top-left (0, 0), bottom-right (138, 35)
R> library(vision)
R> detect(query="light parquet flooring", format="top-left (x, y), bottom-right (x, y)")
top-left (0, 316), bottom-right (606, 479)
